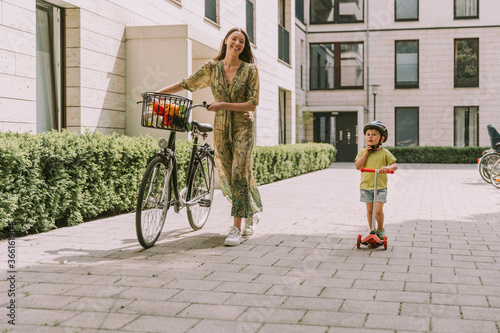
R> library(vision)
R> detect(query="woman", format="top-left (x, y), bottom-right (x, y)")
top-left (157, 27), bottom-right (262, 246)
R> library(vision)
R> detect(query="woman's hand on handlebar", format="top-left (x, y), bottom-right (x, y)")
top-left (206, 102), bottom-right (223, 112)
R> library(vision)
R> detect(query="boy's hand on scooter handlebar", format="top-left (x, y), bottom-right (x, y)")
top-left (379, 166), bottom-right (391, 174)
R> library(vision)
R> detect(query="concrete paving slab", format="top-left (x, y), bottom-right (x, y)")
top-left (1, 163), bottom-right (499, 332)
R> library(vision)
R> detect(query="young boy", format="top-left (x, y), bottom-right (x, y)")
top-left (354, 121), bottom-right (398, 239)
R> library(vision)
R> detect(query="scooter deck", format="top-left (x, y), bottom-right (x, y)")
top-left (357, 232), bottom-right (387, 250)
top-left (361, 233), bottom-right (384, 246)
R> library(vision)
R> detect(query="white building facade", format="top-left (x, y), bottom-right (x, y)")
top-left (0, 0), bottom-right (296, 146)
top-left (2, 0), bottom-right (499, 161)
top-left (296, 0), bottom-right (500, 161)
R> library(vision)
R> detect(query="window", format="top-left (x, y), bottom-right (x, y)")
top-left (279, 89), bottom-right (287, 144)
top-left (246, 0), bottom-right (255, 44)
top-left (205, 0), bottom-right (217, 23)
top-left (310, 0), bottom-right (364, 24)
top-left (313, 113), bottom-right (335, 145)
top-left (454, 106), bottom-right (478, 146)
top-left (454, 0), bottom-right (478, 19)
top-left (310, 42), bottom-right (364, 90)
top-left (300, 65), bottom-right (304, 90)
top-left (278, 0), bottom-right (290, 63)
top-left (454, 38), bottom-right (479, 87)
top-left (296, 0), bottom-right (305, 23)
top-left (395, 107), bottom-right (419, 146)
top-left (36, 2), bottom-right (65, 133)
top-left (395, 40), bottom-right (419, 88)
top-left (395, 0), bottom-right (418, 21)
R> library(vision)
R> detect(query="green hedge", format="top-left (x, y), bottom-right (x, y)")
top-left (0, 130), bottom-right (159, 234)
top-left (385, 146), bottom-right (489, 163)
top-left (0, 131), bottom-right (335, 235)
top-left (253, 143), bottom-right (336, 185)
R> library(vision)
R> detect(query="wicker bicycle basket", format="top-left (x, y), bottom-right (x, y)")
top-left (140, 92), bottom-right (193, 132)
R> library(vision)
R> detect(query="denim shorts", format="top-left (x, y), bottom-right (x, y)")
top-left (360, 189), bottom-right (387, 203)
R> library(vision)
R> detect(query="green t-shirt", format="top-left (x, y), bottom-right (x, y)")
top-left (355, 148), bottom-right (397, 190)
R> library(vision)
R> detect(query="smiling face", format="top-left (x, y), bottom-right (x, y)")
top-left (365, 128), bottom-right (384, 147)
top-left (225, 31), bottom-right (246, 56)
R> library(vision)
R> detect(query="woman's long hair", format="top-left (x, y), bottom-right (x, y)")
top-left (214, 27), bottom-right (255, 64)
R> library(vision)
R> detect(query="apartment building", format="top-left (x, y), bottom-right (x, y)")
top-left (3, 0), bottom-right (499, 162)
top-left (0, 0), bottom-right (296, 146)
top-left (296, 0), bottom-right (500, 161)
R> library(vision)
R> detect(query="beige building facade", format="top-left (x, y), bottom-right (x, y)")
top-left (0, 0), bottom-right (296, 146)
top-left (296, 0), bottom-right (500, 161)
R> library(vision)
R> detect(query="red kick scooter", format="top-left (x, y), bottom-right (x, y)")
top-left (356, 167), bottom-right (394, 250)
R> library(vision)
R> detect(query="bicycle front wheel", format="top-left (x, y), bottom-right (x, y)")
top-left (186, 152), bottom-right (215, 230)
top-left (480, 153), bottom-right (500, 183)
top-left (490, 158), bottom-right (500, 189)
top-left (136, 156), bottom-right (172, 248)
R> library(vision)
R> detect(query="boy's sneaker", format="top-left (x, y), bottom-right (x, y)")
top-left (224, 226), bottom-right (243, 246)
top-left (242, 213), bottom-right (260, 237)
top-left (376, 229), bottom-right (386, 239)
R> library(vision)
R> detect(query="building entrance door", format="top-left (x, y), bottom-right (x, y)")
top-left (335, 112), bottom-right (357, 162)
top-left (313, 112), bottom-right (357, 162)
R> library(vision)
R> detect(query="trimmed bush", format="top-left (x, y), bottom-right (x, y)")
top-left (0, 130), bottom-right (159, 234)
top-left (253, 143), bottom-right (336, 185)
top-left (385, 146), bottom-right (489, 163)
top-left (0, 131), bottom-right (335, 235)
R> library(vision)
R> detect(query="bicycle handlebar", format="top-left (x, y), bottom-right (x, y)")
top-left (137, 100), bottom-right (209, 109)
top-left (360, 168), bottom-right (394, 174)
top-left (192, 102), bottom-right (209, 109)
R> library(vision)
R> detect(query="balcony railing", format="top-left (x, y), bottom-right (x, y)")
top-left (396, 63), bottom-right (418, 88)
top-left (455, 65), bottom-right (479, 87)
top-left (278, 24), bottom-right (290, 64)
top-left (310, 65), bottom-right (364, 90)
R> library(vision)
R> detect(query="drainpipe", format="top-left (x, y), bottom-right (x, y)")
top-left (305, 24), bottom-right (309, 107)
top-left (366, 0), bottom-right (370, 123)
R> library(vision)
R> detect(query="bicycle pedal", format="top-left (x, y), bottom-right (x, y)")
top-left (199, 199), bottom-right (211, 207)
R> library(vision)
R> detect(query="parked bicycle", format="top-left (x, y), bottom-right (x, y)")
top-left (478, 124), bottom-right (500, 184)
top-left (490, 157), bottom-right (500, 189)
top-left (136, 92), bottom-right (215, 249)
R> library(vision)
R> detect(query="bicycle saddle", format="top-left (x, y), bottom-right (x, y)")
top-left (191, 120), bottom-right (213, 133)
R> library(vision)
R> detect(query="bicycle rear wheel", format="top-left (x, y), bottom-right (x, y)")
top-left (186, 152), bottom-right (215, 230)
top-left (479, 153), bottom-right (500, 183)
top-left (490, 159), bottom-right (500, 189)
top-left (136, 156), bottom-right (172, 248)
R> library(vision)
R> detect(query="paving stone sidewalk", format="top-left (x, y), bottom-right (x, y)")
top-left (1, 163), bottom-right (499, 333)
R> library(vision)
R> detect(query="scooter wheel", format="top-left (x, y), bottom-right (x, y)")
top-left (357, 234), bottom-right (362, 249)
top-left (383, 236), bottom-right (387, 250)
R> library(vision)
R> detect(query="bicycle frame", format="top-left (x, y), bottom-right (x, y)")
top-left (158, 111), bottom-right (213, 210)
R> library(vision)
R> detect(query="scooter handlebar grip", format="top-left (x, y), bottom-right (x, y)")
top-left (360, 168), bottom-right (394, 174)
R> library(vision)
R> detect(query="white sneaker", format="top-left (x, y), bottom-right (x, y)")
top-left (224, 226), bottom-right (242, 246)
top-left (242, 213), bottom-right (260, 237)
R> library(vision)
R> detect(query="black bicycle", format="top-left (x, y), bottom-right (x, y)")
top-left (478, 125), bottom-right (500, 184)
top-left (136, 92), bottom-right (215, 249)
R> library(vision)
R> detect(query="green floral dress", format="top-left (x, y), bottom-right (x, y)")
top-left (180, 59), bottom-right (263, 218)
